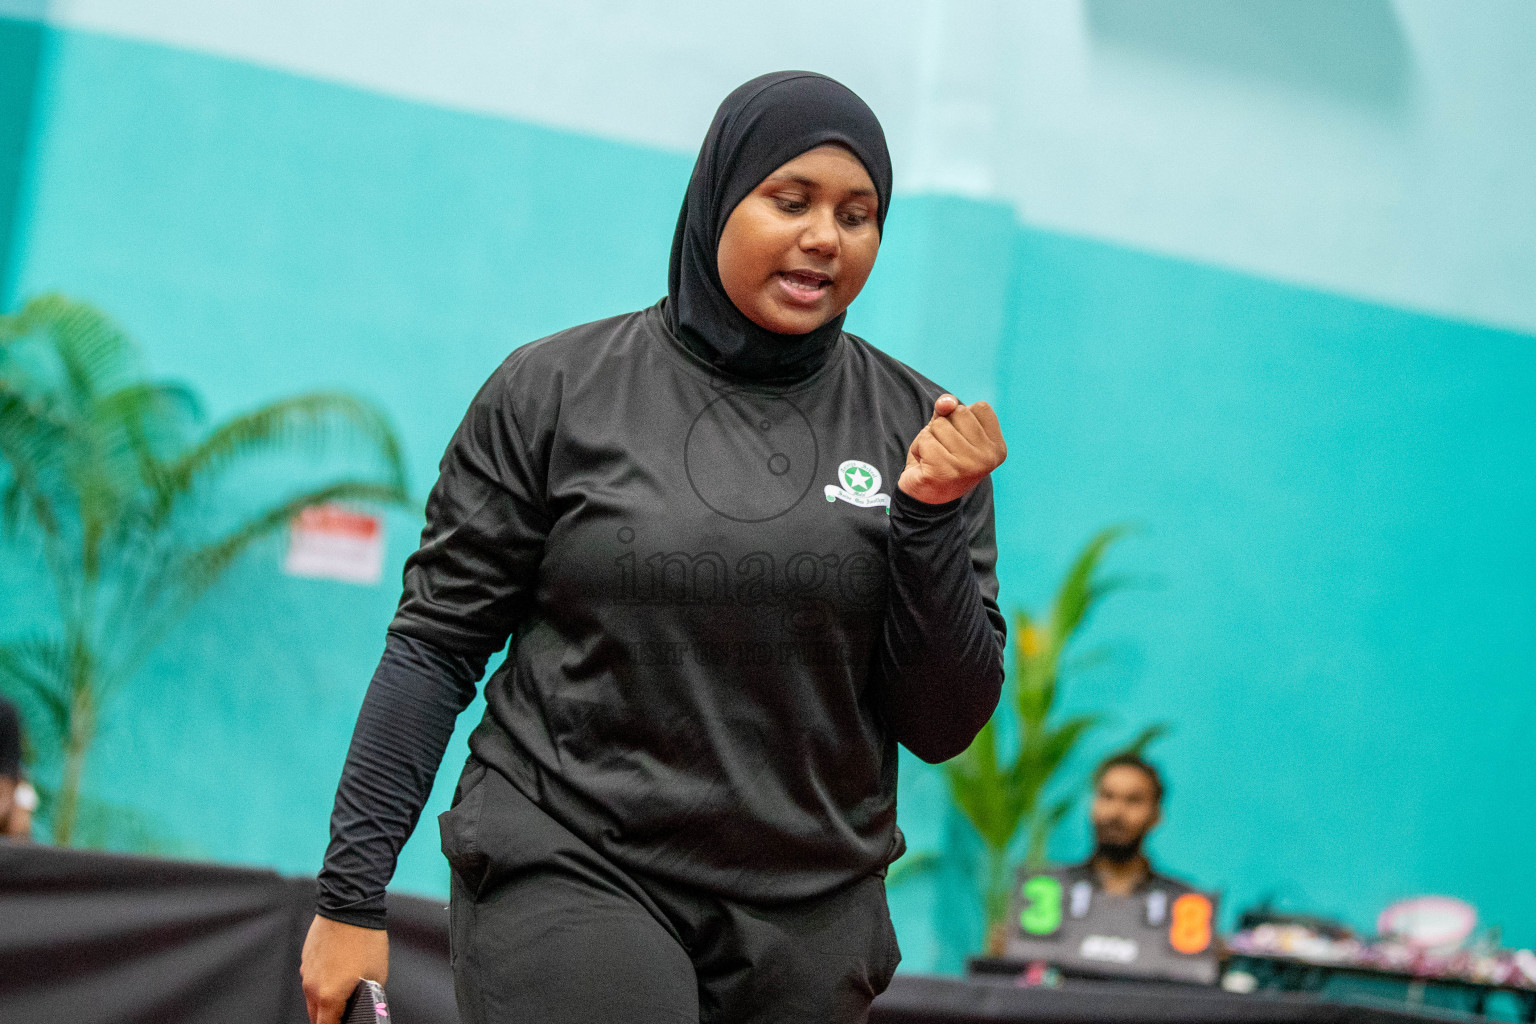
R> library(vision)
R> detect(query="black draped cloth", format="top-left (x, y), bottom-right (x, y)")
top-left (1, 844), bottom-right (1466, 1024)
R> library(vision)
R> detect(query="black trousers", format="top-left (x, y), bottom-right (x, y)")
top-left (439, 760), bottom-right (901, 1024)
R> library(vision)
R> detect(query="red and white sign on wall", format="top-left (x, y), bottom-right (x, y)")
top-left (284, 504), bottom-right (384, 585)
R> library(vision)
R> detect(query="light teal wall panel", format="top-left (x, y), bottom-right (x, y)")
top-left (3, 22), bottom-right (1534, 974)
top-left (992, 226), bottom-right (1536, 954)
top-left (848, 194), bottom-right (1019, 407)
top-left (0, 16), bottom-right (43, 296)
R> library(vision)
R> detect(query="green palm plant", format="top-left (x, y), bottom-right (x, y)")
top-left (0, 294), bottom-right (411, 846)
top-left (943, 525), bottom-right (1167, 950)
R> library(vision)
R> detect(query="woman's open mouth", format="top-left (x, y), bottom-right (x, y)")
top-left (776, 270), bottom-right (832, 305)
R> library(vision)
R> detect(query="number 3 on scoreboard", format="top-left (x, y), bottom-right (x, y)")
top-left (1169, 893), bottom-right (1213, 954)
top-left (1019, 875), bottom-right (1063, 936)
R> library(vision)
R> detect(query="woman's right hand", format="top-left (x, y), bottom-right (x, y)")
top-left (300, 914), bottom-right (390, 1024)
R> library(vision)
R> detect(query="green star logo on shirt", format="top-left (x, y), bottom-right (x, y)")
top-left (842, 464), bottom-right (874, 494)
top-left (825, 459), bottom-right (890, 512)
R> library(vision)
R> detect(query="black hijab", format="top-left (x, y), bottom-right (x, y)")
top-left (666, 71), bottom-right (893, 384)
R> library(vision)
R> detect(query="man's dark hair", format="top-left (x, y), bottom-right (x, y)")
top-left (1094, 751), bottom-right (1164, 805)
top-left (0, 696), bottom-right (22, 781)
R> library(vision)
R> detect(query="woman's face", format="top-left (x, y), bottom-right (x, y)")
top-left (717, 144), bottom-right (880, 335)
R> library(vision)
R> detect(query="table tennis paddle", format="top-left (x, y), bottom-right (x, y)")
top-left (341, 979), bottom-right (390, 1023)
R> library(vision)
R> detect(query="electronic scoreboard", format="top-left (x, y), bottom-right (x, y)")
top-left (1001, 865), bottom-right (1221, 985)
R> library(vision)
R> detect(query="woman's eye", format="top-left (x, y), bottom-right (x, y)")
top-left (774, 196), bottom-right (809, 213)
top-left (839, 210), bottom-right (870, 227)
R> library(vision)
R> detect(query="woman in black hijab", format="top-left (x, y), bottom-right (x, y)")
top-left (303, 71), bottom-right (1008, 1024)
top-left (669, 70), bottom-right (892, 380)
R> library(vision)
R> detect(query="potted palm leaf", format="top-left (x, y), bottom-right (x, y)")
top-left (0, 294), bottom-right (412, 845)
top-left (905, 526), bottom-right (1167, 954)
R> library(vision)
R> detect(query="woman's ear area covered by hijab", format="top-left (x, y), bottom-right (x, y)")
top-left (667, 71), bottom-right (893, 382)
top-left (717, 143), bottom-right (881, 336)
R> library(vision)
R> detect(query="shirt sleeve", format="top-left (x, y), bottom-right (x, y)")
top-left (314, 632), bottom-right (484, 927)
top-left (875, 477), bottom-right (1007, 764)
top-left (315, 365), bottom-right (552, 927)
top-left (389, 365), bottom-right (553, 657)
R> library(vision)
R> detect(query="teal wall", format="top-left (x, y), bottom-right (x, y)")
top-left (2, 21), bottom-right (1534, 971)
top-left (0, 16), bottom-right (42, 295)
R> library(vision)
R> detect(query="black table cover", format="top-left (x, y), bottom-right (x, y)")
top-left (0, 843), bottom-right (1467, 1024)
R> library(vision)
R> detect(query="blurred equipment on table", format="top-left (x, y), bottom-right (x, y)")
top-left (1226, 896), bottom-right (1536, 1021)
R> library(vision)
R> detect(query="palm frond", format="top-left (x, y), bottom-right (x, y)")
top-left (102, 480), bottom-right (409, 693)
top-left (2, 292), bottom-right (416, 849)
top-left (1087, 572), bottom-right (1138, 607)
top-left (946, 718), bottom-right (1023, 852)
top-left (3, 294), bottom-right (139, 407)
top-left (1014, 655), bottom-right (1056, 732)
top-left (1041, 795), bottom-right (1075, 831)
top-left (72, 381), bottom-right (203, 563)
top-left (885, 850), bottom-right (942, 888)
top-left (154, 392), bottom-right (409, 519)
top-left (94, 380), bottom-right (202, 465)
top-left (1012, 610), bottom-right (1038, 664)
top-left (0, 388), bottom-right (68, 536)
top-left (1116, 722), bottom-right (1172, 758)
top-left (1025, 796), bottom-right (1078, 866)
top-left (1060, 644), bottom-right (1114, 676)
top-left (176, 479), bottom-right (409, 600)
top-left (0, 636), bottom-right (72, 745)
top-left (1051, 524), bottom-right (1133, 643)
top-left (1038, 713), bottom-right (1103, 779)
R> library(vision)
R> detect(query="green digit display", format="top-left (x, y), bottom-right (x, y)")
top-left (1019, 875), bottom-right (1063, 935)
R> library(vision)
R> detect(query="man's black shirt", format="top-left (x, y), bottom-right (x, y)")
top-left (1062, 857), bottom-right (1200, 899)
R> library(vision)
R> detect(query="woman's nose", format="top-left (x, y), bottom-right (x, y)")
top-left (799, 207), bottom-right (840, 256)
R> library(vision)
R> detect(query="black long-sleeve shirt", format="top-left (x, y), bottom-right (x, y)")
top-left (317, 303), bottom-right (1005, 927)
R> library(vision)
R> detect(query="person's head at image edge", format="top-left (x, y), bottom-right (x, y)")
top-left (0, 695), bottom-right (35, 839)
top-left (667, 70), bottom-right (892, 382)
top-left (1089, 752), bottom-right (1164, 889)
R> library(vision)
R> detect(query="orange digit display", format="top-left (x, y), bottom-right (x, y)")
top-left (1169, 893), bottom-right (1213, 954)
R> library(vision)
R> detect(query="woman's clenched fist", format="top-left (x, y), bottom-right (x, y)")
top-left (897, 394), bottom-right (1007, 506)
